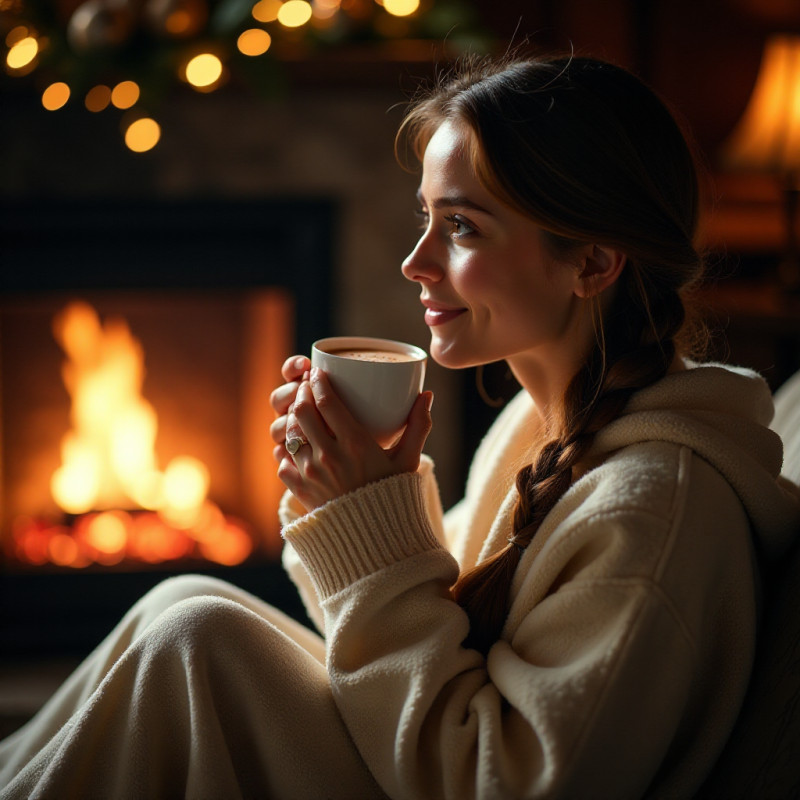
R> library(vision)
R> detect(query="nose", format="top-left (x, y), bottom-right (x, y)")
top-left (401, 230), bottom-right (444, 285)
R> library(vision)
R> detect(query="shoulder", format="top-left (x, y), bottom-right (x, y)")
top-left (526, 441), bottom-right (751, 590)
top-left (563, 440), bottom-right (747, 539)
top-left (505, 440), bottom-right (756, 648)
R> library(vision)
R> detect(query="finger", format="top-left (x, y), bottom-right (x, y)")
top-left (308, 367), bottom-right (363, 437)
top-left (277, 455), bottom-right (306, 501)
top-left (281, 355), bottom-right (311, 383)
top-left (270, 414), bottom-right (288, 445)
top-left (292, 379), bottom-right (334, 447)
top-left (391, 391), bottom-right (433, 468)
top-left (270, 381), bottom-right (300, 416)
top-left (284, 406), bottom-right (310, 460)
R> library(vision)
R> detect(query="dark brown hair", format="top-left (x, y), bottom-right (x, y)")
top-left (398, 54), bottom-right (707, 654)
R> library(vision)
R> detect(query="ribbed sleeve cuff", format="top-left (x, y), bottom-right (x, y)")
top-left (278, 488), bottom-right (305, 528)
top-left (281, 471), bottom-right (444, 599)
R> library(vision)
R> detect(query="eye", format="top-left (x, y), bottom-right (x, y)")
top-left (444, 214), bottom-right (476, 239)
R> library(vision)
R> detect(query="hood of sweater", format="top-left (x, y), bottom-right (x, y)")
top-left (587, 362), bottom-right (800, 562)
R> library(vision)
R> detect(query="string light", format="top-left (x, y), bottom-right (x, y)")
top-left (384, 0), bottom-right (419, 16)
top-left (41, 82), bottom-right (70, 110)
top-left (312, 0), bottom-right (341, 20)
top-left (5, 25), bottom-right (31, 47)
top-left (184, 52), bottom-right (223, 89)
top-left (237, 28), bottom-right (272, 56)
top-left (124, 116), bottom-right (161, 152)
top-left (85, 84), bottom-right (112, 112)
top-left (277, 0), bottom-right (313, 27)
top-left (252, 0), bottom-right (282, 22)
top-left (111, 80), bottom-right (140, 109)
top-left (6, 34), bottom-right (37, 70)
top-left (1, 0), bottom-right (490, 152)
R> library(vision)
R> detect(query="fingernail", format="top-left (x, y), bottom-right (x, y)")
top-left (293, 356), bottom-right (306, 370)
top-left (310, 366), bottom-right (322, 382)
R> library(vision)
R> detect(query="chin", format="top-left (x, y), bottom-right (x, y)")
top-left (429, 339), bottom-right (481, 370)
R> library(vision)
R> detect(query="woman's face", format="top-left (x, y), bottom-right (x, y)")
top-left (402, 120), bottom-right (585, 374)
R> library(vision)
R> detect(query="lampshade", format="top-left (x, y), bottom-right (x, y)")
top-left (722, 34), bottom-right (800, 175)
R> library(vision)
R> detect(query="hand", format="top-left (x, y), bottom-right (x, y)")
top-left (270, 355), bottom-right (312, 460)
top-left (278, 367), bottom-right (433, 512)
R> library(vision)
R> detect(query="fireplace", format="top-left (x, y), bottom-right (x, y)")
top-left (0, 197), bottom-right (334, 655)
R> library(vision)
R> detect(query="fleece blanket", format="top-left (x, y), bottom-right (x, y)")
top-left (0, 575), bottom-right (386, 799)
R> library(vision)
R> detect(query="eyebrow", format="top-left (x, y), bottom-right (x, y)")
top-left (416, 190), bottom-right (493, 215)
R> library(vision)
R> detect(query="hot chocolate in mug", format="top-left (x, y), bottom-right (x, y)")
top-left (311, 336), bottom-right (427, 446)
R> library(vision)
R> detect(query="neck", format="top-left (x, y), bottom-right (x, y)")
top-left (506, 353), bottom-right (575, 433)
top-left (506, 301), bottom-right (596, 432)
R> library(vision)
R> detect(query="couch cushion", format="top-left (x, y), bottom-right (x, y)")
top-left (696, 368), bottom-right (800, 798)
top-left (772, 368), bottom-right (800, 485)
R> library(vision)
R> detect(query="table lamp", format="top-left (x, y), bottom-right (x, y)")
top-left (721, 34), bottom-right (800, 292)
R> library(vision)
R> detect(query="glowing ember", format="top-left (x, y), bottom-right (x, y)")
top-left (12, 300), bottom-right (256, 568)
top-left (12, 506), bottom-right (252, 568)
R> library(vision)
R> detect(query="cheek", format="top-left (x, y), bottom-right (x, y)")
top-left (490, 262), bottom-right (575, 333)
top-left (450, 255), bottom-right (496, 298)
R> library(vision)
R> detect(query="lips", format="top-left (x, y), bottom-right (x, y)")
top-left (421, 299), bottom-right (467, 327)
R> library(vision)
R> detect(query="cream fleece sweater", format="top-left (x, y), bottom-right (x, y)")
top-left (281, 363), bottom-right (800, 800)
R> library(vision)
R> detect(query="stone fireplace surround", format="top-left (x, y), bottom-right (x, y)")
top-left (0, 77), bottom-right (510, 661)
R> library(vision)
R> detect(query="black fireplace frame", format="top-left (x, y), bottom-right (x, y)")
top-left (0, 196), bottom-right (335, 353)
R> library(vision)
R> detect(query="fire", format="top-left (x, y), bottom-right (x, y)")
top-left (13, 300), bottom-right (255, 568)
top-left (50, 301), bottom-right (162, 514)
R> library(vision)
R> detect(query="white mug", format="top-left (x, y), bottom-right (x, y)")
top-left (311, 336), bottom-right (427, 446)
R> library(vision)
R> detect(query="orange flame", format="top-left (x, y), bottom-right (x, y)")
top-left (18, 300), bottom-right (256, 568)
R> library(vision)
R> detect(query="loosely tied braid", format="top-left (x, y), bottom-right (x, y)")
top-left (398, 53), bottom-right (707, 655)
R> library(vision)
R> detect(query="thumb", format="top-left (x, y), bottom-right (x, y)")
top-left (392, 391), bottom-right (433, 467)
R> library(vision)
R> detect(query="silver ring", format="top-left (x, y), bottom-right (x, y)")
top-left (286, 436), bottom-right (308, 455)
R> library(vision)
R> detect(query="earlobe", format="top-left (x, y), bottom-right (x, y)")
top-left (575, 245), bottom-right (626, 298)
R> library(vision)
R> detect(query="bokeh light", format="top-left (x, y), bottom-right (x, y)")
top-left (124, 117), bottom-right (161, 152)
top-left (383, 0), bottom-right (420, 16)
top-left (278, 0), bottom-right (313, 27)
top-left (85, 84), bottom-right (112, 112)
top-left (237, 28), bottom-right (272, 56)
top-left (252, 0), bottom-right (282, 22)
top-left (184, 52), bottom-right (222, 88)
top-left (6, 35), bottom-right (38, 70)
top-left (111, 80), bottom-right (140, 109)
top-left (41, 82), bottom-right (70, 111)
top-left (5, 26), bottom-right (30, 47)
top-left (312, 0), bottom-right (341, 20)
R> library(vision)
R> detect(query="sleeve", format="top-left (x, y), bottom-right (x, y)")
top-left (279, 454), bottom-right (448, 637)
top-left (283, 473), bottom-right (703, 800)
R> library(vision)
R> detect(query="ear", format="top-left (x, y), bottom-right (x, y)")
top-left (574, 244), bottom-right (626, 299)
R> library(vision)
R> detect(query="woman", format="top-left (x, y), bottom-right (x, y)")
top-left (2, 54), bottom-right (799, 799)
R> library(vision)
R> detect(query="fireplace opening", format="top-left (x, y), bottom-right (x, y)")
top-left (0, 197), bottom-right (334, 655)
top-left (4, 291), bottom-right (290, 571)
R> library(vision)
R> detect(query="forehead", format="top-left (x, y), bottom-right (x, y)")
top-left (424, 120), bottom-right (471, 160)
top-left (420, 121), bottom-right (477, 186)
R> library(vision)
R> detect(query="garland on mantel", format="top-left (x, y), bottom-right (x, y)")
top-left (1, 0), bottom-right (491, 151)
